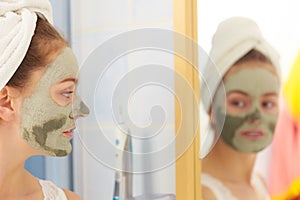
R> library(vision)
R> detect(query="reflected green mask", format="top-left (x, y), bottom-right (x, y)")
top-left (211, 67), bottom-right (279, 153)
top-left (20, 47), bottom-right (89, 156)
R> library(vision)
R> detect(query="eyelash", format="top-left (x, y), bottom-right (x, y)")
top-left (62, 91), bottom-right (74, 98)
top-left (262, 101), bottom-right (276, 108)
top-left (230, 100), bottom-right (246, 107)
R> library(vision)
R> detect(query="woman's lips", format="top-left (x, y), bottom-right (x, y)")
top-left (240, 129), bottom-right (265, 140)
top-left (62, 126), bottom-right (76, 138)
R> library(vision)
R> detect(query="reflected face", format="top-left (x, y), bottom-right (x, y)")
top-left (211, 63), bottom-right (280, 153)
top-left (20, 47), bottom-right (89, 156)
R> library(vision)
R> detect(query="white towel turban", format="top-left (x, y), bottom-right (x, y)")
top-left (201, 17), bottom-right (281, 113)
top-left (0, 0), bottom-right (53, 90)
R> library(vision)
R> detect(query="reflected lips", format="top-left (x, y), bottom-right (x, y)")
top-left (240, 129), bottom-right (264, 140)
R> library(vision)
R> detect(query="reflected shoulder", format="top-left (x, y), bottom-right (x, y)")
top-left (202, 185), bottom-right (217, 200)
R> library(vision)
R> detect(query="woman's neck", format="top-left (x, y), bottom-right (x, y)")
top-left (0, 126), bottom-right (37, 197)
top-left (202, 139), bottom-right (257, 184)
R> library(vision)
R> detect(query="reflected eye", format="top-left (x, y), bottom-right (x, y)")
top-left (226, 92), bottom-right (251, 114)
top-left (262, 101), bottom-right (275, 108)
top-left (264, 102), bottom-right (272, 108)
top-left (230, 100), bottom-right (245, 107)
top-left (261, 99), bottom-right (278, 115)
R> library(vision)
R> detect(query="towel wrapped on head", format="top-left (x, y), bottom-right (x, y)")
top-left (201, 16), bottom-right (281, 113)
top-left (0, 0), bottom-right (52, 90)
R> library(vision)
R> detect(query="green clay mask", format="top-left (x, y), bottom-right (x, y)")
top-left (20, 47), bottom-right (89, 156)
top-left (212, 67), bottom-right (279, 153)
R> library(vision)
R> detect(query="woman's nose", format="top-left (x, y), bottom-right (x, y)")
top-left (77, 101), bottom-right (90, 116)
top-left (70, 96), bottom-right (90, 119)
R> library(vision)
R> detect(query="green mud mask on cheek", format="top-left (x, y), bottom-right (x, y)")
top-left (20, 47), bottom-right (89, 156)
top-left (212, 67), bottom-right (279, 152)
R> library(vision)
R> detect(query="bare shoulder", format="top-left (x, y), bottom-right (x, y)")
top-left (63, 189), bottom-right (83, 200)
top-left (202, 185), bottom-right (217, 200)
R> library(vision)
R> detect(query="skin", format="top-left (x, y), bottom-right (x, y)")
top-left (202, 60), bottom-right (280, 200)
top-left (212, 67), bottom-right (279, 152)
top-left (20, 47), bottom-right (89, 156)
top-left (0, 47), bottom-right (88, 199)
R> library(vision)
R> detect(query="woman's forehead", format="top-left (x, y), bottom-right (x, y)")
top-left (223, 67), bottom-right (280, 96)
top-left (226, 90), bottom-right (279, 98)
top-left (44, 47), bottom-right (79, 84)
top-left (224, 61), bottom-right (278, 82)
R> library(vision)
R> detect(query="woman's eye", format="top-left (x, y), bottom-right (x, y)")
top-left (62, 91), bottom-right (74, 98)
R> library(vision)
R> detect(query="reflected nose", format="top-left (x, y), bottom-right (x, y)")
top-left (248, 109), bottom-right (261, 124)
top-left (70, 95), bottom-right (90, 119)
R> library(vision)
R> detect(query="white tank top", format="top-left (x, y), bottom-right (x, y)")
top-left (39, 180), bottom-right (68, 200)
top-left (201, 173), bottom-right (270, 200)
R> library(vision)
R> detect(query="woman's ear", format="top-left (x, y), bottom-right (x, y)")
top-left (0, 86), bottom-right (16, 121)
top-left (209, 108), bottom-right (219, 132)
top-left (208, 107), bottom-right (215, 125)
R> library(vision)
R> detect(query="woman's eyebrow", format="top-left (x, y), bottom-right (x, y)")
top-left (262, 92), bottom-right (278, 97)
top-left (227, 90), bottom-right (249, 97)
top-left (59, 78), bottom-right (78, 84)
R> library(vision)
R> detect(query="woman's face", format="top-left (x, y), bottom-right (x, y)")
top-left (19, 47), bottom-right (89, 156)
top-left (211, 61), bottom-right (280, 153)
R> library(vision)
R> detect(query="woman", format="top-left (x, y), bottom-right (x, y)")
top-left (0, 1), bottom-right (89, 199)
top-left (200, 17), bottom-right (281, 200)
